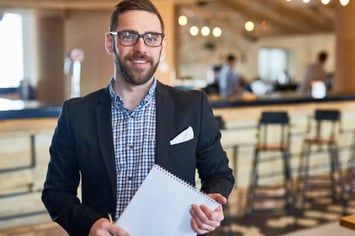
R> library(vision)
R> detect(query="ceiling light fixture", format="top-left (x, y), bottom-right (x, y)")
top-left (178, 15), bottom-right (188, 26)
top-left (320, 0), bottom-right (331, 4)
top-left (245, 21), bottom-right (255, 32)
top-left (189, 26), bottom-right (199, 36)
top-left (339, 0), bottom-right (350, 6)
top-left (201, 26), bottom-right (210, 37)
top-left (295, 0), bottom-right (349, 6)
top-left (212, 27), bottom-right (222, 37)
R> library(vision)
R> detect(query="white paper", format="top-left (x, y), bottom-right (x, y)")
top-left (116, 164), bottom-right (219, 236)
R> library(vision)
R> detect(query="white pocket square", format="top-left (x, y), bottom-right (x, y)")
top-left (169, 126), bottom-right (194, 145)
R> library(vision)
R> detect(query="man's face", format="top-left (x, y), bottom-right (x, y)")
top-left (111, 10), bottom-right (166, 86)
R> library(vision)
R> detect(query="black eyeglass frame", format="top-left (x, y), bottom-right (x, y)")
top-left (109, 30), bottom-right (165, 47)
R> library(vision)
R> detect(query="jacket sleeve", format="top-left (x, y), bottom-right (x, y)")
top-left (196, 92), bottom-right (235, 198)
top-left (41, 100), bottom-right (103, 236)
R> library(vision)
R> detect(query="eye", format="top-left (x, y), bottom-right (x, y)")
top-left (145, 33), bottom-right (159, 43)
top-left (120, 31), bottom-right (136, 41)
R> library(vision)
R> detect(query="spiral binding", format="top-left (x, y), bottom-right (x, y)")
top-left (153, 164), bottom-right (218, 205)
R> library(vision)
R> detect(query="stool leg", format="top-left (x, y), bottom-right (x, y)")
top-left (333, 143), bottom-right (346, 210)
top-left (247, 149), bottom-right (259, 226)
top-left (298, 142), bottom-right (306, 195)
top-left (329, 144), bottom-right (338, 202)
top-left (348, 135), bottom-right (355, 198)
top-left (283, 150), bottom-right (296, 220)
top-left (300, 143), bottom-right (311, 216)
top-left (348, 145), bottom-right (355, 201)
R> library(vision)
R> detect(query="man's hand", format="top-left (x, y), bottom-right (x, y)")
top-left (190, 193), bottom-right (227, 235)
top-left (89, 218), bottom-right (130, 236)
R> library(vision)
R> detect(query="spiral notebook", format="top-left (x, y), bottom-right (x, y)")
top-left (116, 164), bottom-right (219, 236)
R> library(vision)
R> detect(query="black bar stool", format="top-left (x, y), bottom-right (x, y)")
top-left (246, 111), bottom-right (296, 225)
top-left (298, 109), bottom-right (345, 215)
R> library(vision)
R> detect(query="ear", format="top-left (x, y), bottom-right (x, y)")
top-left (105, 32), bottom-right (114, 54)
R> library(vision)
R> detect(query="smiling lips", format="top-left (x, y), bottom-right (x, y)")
top-left (132, 59), bottom-right (148, 64)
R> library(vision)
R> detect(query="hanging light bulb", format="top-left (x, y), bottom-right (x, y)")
top-left (245, 21), bottom-right (255, 32)
top-left (321, 0), bottom-right (331, 4)
top-left (303, 0), bottom-right (310, 3)
top-left (339, 0), bottom-right (349, 6)
top-left (178, 15), bottom-right (188, 26)
top-left (201, 26), bottom-right (210, 37)
top-left (212, 27), bottom-right (222, 38)
top-left (189, 25), bottom-right (199, 36)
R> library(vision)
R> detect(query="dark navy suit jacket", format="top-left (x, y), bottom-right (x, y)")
top-left (42, 81), bottom-right (234, 236)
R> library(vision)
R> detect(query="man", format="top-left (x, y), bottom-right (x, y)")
top-left (218, 54), bottom-right (240, 98)
top-left (41, 1), bottom-right (234, 236)
top-left (298, 51), bottom-right (328, 94)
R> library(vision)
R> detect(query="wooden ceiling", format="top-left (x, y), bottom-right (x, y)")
top-left (0, 0), bottom-right (338, 38)
top-left (176, 0), bottom-right (337, 38)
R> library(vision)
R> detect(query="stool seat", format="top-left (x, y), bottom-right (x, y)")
top-left (303, 137), bottom-right (336, 144)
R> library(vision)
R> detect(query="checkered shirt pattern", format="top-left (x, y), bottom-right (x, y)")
top-left (109, 78), bottom-right (156, 219)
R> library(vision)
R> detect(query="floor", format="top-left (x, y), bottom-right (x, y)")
top-left (209, 187), bottom-right (355, 236)
top-left (1, 187), bottom-right (354, 236)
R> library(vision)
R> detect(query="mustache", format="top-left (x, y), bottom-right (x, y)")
top-left (128, 52), bottom-right (150, 60)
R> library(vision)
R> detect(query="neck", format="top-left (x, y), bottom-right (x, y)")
top-left (113, 76), bottom-right (154, 110)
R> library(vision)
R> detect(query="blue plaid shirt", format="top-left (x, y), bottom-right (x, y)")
top-left (109, 78), bottom-right (156, 219)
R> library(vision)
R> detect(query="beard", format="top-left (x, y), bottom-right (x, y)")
top-left (113, 50), bottom-right (161, 86)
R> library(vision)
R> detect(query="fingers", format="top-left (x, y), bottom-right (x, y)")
top-left (190, 203), bottom-right (224, 234)
top-left (89, 218), bottom-right (130, 236)
top-left (110, 225), bottom-right (130, 236)
top-left (208, 193), bottom-right (227, 205)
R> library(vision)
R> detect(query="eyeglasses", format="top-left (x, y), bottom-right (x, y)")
top-left (110, 30), bottom-right (165, 47)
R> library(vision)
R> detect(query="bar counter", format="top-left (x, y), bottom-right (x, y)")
top-left (0, 98), bottom-right (61, 120)
top-left (1, 92), bottom-right (355, 119)
top-left (209, 91), bottom-right (355, 108)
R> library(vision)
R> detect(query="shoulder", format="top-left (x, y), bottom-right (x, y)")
top-left (62, 87), bottom-right (109, 111)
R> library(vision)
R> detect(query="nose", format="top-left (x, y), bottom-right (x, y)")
top-left (133, 37), bottom-right (148, 53)
top-left (133, 36), bottom-right (147, 50)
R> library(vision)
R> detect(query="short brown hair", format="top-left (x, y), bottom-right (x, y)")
top-left (109, 0), bottom-right (164, 32)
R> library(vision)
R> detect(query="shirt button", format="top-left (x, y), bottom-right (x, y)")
top-left (129, 144), bottom-right (134, 149)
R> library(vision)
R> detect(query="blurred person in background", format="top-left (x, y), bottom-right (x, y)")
top-left (218, 54), bottom-right (241, 98)
top-left (298, 51), bottom-right (328, 95)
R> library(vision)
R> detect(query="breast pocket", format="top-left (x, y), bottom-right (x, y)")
top-left (168, 139), bottom-right (196, 152)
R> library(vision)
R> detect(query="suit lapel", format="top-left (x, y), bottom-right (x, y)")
top-left (96, 89), bottom-right (117, 199)
top-left (155, 82), bottom-right (174, 169)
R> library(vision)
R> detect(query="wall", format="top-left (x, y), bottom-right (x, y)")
top-left (64, 9), bottom-right (113, 97)
top-left (178, 28), bottom-right (335, 85)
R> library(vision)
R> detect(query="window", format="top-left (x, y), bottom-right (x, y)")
top-left (258, 48), bottom-right (291, 83)
top-left (0, 13), bottom-right (24, 88)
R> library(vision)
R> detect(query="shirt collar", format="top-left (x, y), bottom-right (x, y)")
top-left (109, 77), bottom-right (157, 112)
